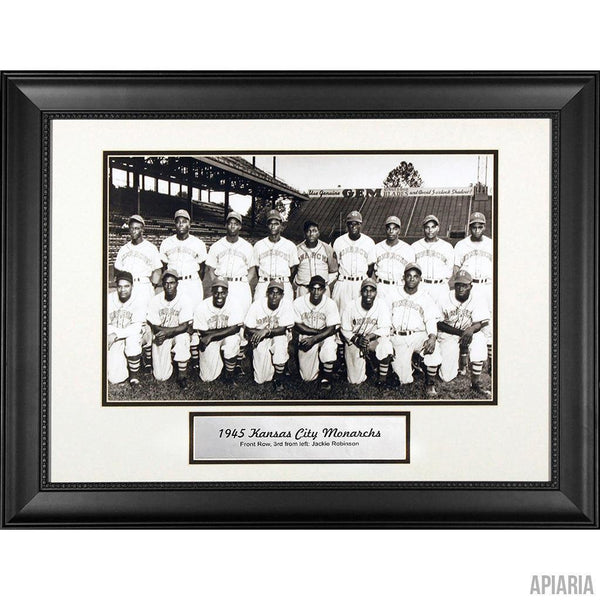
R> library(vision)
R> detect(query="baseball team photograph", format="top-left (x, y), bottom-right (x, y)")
top-left (106, 153), bottom-right (495, 404)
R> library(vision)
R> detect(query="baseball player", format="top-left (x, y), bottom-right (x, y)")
top-left (252, 210), bottom-right (299, 301)
top-left (146, 269), bottom-right (194, 389)
top-left (388, 263), bottom-right (442, 397)
top-left (340, 278), bottom-right (393, 386)
top-left (205, 210), bottom-right (256, 373)
top-left (159, 209), bottom-right (207, 370)
top-left (295, 221), bottom-right (337, 297)
top-left (437, 269), bottom-right (491, 397)
top-left (454, 212), bottom-right (493, 373)
top-left (192, 279), bottom-right (244, 384)
top-left (368, 215), bottom-right (415, 301)
top-left (293, 275), bottom-right (341, 391)
top-left (411, 214), bottom-right (454, 305)
top-left (107, 271), bottom-right (145, 386)
top-left (244, 280), bottom-right (295, 391)
top-left (113, 214), bottom-right (162, 370)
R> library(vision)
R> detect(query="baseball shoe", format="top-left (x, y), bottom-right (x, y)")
top-left (273, 379), bottom-right (284, 393)
top-left (319, 378), bottom-right (332, 393)
top-left (425, 384), bottom-right (438, 398)
top-left (177, 377), bottom-right (188, 390)
top-left (471, 383), bottom-right (492, 398)
top-left (235, 364), bottom-right (247, 377)
top-left (387, 371), bottom-right (400, 387)
top-left (129, 378), bottom-right (141, 389)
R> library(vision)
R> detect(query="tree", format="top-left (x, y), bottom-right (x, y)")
top-left (383, 161), bottom-right (423, 188)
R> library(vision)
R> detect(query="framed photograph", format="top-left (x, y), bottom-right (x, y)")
top-left (2, 71), bottom-right (597, 527)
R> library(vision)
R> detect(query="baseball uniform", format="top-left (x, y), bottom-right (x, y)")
top-left (410, 237), bottom-right (455, 304)
top-left (437, 289), bottom-right (490, 382)
top-left (146, 289), bottom-right (194, 381)
top-left (193, 296), bottom-right (244, 382)
top-left (293, 294), bottom-right (340, 381)
top-left (340, 297), bottom-right (393, 384)
top-left (388, 287), bottom-right (442, 384)
top-left (454, 234), bottom-right (493, 316)
top-left (252, 236), bottom-right (298, 300)
top-left (244, 297), bottom-right (295, 384)
top-left (114, 239), bottom-right (162, 307)
top-left (107, 291), bottom-right (145, 384)
top-left (295, 240), bottom-right (337, 297)
top-left (369, 239), bottom-right (415, 302)
top-left (332, 233), bottom-right (375, 315)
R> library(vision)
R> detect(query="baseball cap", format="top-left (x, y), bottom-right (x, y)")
top-left (267, 280), bottom-right (285, 292)
top-left (385, 216), bottom-right (401, 227)
top-left (360, 277), bottom-right (378, 291)
top-left (404, 262), bottom-right (422, 275)
top-left (346, 210), bottom-right (363, 223)
top-left (115, 270), bottom-right (133, 284)
top-left (308, 275), bottom-right (327, 288)
top-left (174, 209), bottom-right (191, 221)
top-left (211, 278), bottom-right (229, 290)
top-left (469, 212), bottom-right (486, 225)
top-left (226, 211), bottom-right (243, 224)
top-left (422, 214), bottom-right (439, 226)
top-left (454, 269), bottom-right (473, 285)
top-left (161, 268), bottom-right (179, 281)
top-left (266, 209), bottom-right (282, 222)
top-left (128, 214), bottom-right (145, 226)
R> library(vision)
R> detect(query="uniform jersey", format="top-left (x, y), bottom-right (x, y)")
top-left (206, 237), bottom-right (254, 279)
top-left (454, 235), bottom-right (493, 281)
top-left (340, 297), bottom-right (391, 340)
top-left (107, 292), bottom-right (145, 336)
top-left (193, 297), bottom-right (245, 332)
top-left (333, 233), bottom-right (375, 279)
top-left (369, 240), bottom-right (415, 283)
top-left (159, 234), bottom-right (207, 277)
top-left (114, 239), bottom-right (162, 280)
top-left (245, 297), bottom-right (295, 331)
top-left (439, 290), bottom-right (490, 330)
top-left (253, 237), bottom-right (298, 280)
top-left (147, 291), bottom-right (194, 328)
top-left (295, 240), bottom-right (337, 285)
top-left (293, 294), bottom-right (340, 331)
top-left (411, 238), bottom-right (454, 282)
top-left (388, 287), bottom-right (440, 336)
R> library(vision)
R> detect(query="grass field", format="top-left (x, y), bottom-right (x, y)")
top-left (107, 348), bottom-right (493, 404)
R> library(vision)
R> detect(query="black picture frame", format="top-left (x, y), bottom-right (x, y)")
top-left (1, 71), bottom-right (598, 528)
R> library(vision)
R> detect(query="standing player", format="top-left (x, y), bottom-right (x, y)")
top-left (411, 214), bottom-right (454, 305)
top-left (368, 215), bottom-right (415, 302)
top-left (437, 269), bottom-right (491, 397)
top-left (205, 210), bottom-right (256, 373)
top-left (293, 275), bottom-right (340, 391)
top-left (159, 209), bottom-right (207, 369)
top-left (454, 212), bottom-right (493, 374)
top-left (107, 271), bottom-right (145, 386)
top-left (146, 269), bottom-right (194, 389)
top-left (244, 280), bottom-right (295, 391)
top-left (388, 263), bottom-right (441, 397)
top-left (193, 279), bottom-right (244, 384)
top-left (295, 221), bottom-right (337, 297)
top-left (340, 278), bottom-right (393, 386)
top-left (253, 210), bottom-right (299, 301)
top-left (113, 214), bottom-right (162, 370)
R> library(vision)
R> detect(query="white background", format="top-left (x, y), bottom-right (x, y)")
top-left (1, 2), bottom-right (597, 599)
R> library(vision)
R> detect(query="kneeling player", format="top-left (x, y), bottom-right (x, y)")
top-left (437, 269), bottom-right (491, 397)
top-left (293, 275), bottom-right (340, 391)
top-left (193, 279), bottom-right (243, 384)
top-left (389, 263), bottom-right (442, 397)
top-left (340, 278), bottom-right (393, 386)
top-left (107, 271), bottom-right (145, 386)
top-left (147, 269), bottom-right (194, 389)
top-left (245, 280), bottom-right (295, 391)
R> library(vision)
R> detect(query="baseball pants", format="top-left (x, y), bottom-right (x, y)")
top-left (332, 279), bottom-right (363, 315)
top-left (437, 331), bottom-right (487, 382)
top-left (251, 333), bottom-right (291, 384)
top-left (421, 281), bottom-right (450, 305)
top-left (390, 331), bottom-right (441, 384)
top-left (178, 278), bottom-right (203, 346)
top-left (376, 282), bottom-right (402, 304)
top-left (253, 280), bottom-right (294, 302)
top-left (107, 333), bottom-right (142, 384)
top-left (345, 336), bottom-right (393, 385)
top-left (297, 335), bottom-right (337, 382)
top-left (473, 282), bottom-right (493, 343)
top-left (224, 280), bottom-right (252, 347)
top-left (152, 332), bottom-right (191, 381)
top-left (131, 279), bottom-right (156, 307)
top-left (199, 334), bottom-right (240, 382)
